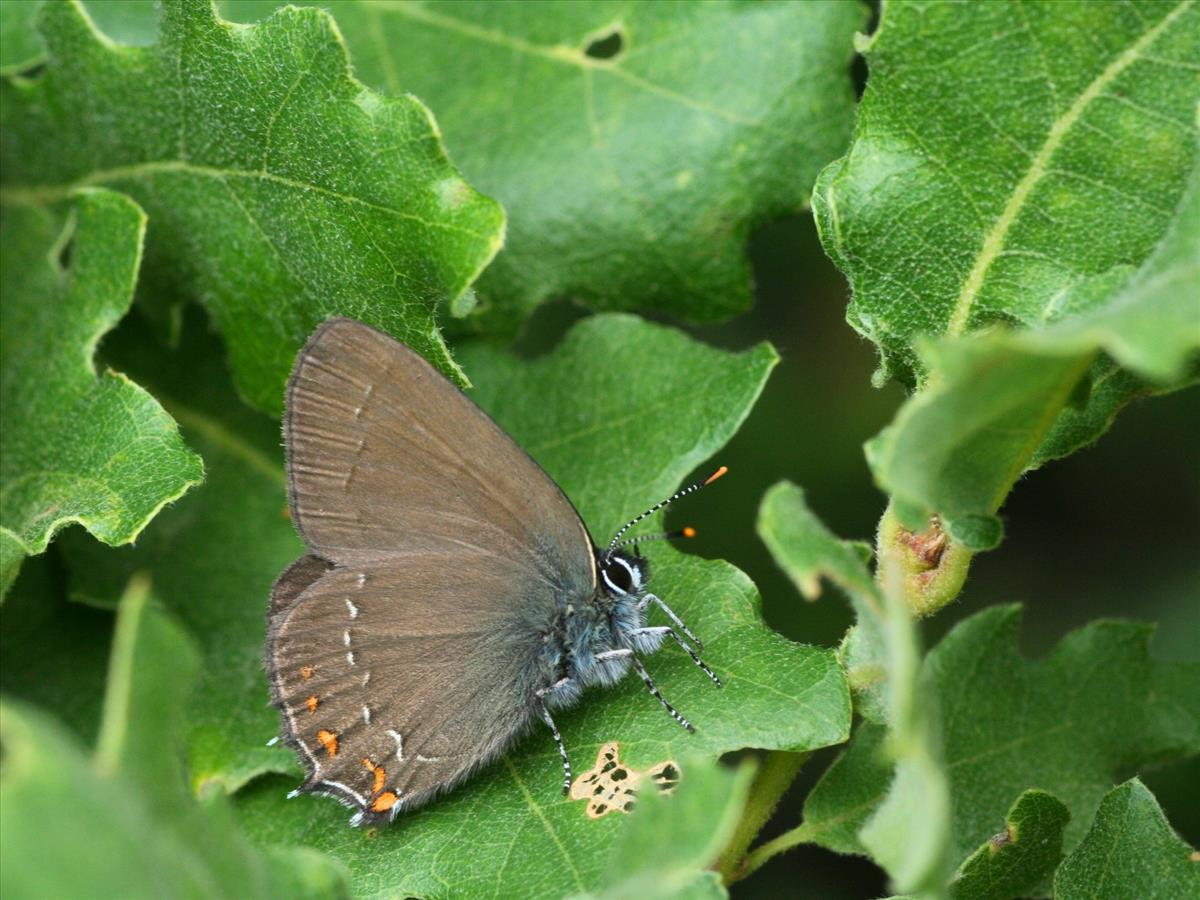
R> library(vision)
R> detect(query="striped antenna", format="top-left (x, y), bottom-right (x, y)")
top-left (611, 526), bottom-right (696, 552)
top-left (604, 467), bottom-right (727, 558)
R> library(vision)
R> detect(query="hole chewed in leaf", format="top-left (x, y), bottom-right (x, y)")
top-left (583, 27), bottom-right (624, 61)
top-left (650, 763), bottom-right (680, 790)
top-left (569, 742), bottom-right (678, 819)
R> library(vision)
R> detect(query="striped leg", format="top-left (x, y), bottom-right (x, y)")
top-left (629, 626), bottom-right (722, 688)
top-left (638, 593), bottom-right (704, 649)
top-left (535, 683), bottom-right (573, 793)
top-left (596, 648), bottom-right (634, 662)
top-left (631, 657), bottom-right (694, 732)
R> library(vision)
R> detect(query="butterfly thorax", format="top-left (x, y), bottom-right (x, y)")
top-left (535, 551), bottom-right (663, 709)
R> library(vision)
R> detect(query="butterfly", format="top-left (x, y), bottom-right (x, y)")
top-left (265, 319), bottom-right (722, 826)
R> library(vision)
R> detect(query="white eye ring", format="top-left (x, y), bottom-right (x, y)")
top-left (601, 556), bottom-right (642, 596)
top-left (601, 568), bottom-right (627, 596)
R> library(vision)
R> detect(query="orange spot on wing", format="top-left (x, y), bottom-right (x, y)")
top-left (300, 665), bottom-right (314, 680)
top-left (316, 729), bottom-right (338, 757)
top-left (682, 526), bottom-right (697, 538)
top-left (371, 791), bottom-right (398, 813)
top-left (305, 695), bottom-right (319, 713)
top-left (361, 757), bottom-right (387, 795)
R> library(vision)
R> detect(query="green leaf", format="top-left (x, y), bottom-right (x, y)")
top-left (796, 601), bottom-right (1200, 895)
top-left (0, 0), bottom-right (505, 414)
top-left (756, 481), bottom-right (951, 895)
top-left (2, 0), bottom-right (164, 65)
top-left (865, 337), bottom-right (1095, 551)
top-left (0, 0), bottom-right (41, 74)
top-left (930, 608), bottom-right (1198, 864)
top-left (0, 189), bottom-right (203, 597)
top-left (93, 574), bottom-right (199, 806)
top-left (1034, 159), bottom-right (1200, 386)
top-left (61, 310), bottom-right (307, 794)
top-left (75, 0), bottom-right (159, 47)
top-left (458, 315), bottom-right (780, 533)
top-left (220, 0), bottom-right (863, 332)
top-left (795, 721), bottom-right (890, 856)
top-left (855, 565), bottom-right (952, 897)
top-left (1055, 779), bottom-right (1200, 899)
top-left (808, 604), bottom-right (1200, 884)
top-left (61, 313), bottom-right (849, 897)
top-left (0, 551), bottom-right (111, 744)
top-left (576, 757), bottom-right (755, 900)
top-left (816, 0), bottom-right (1200, 565)
top-left (1030, 148), bottom-right (1200, 464)
top-left (1, 699), bottom-right (240, 899)
top-left (0, 576), bottom-right (346, 899)
top-left (866, 157), bottom-right (1200, 552)
top-left (756, 481), bottom-right (877, 606)
top-left (816, 0), bottom-right (1199, 387)
top-left (948, 790), bottom-right (1070, 900)
top-left (757, 480), bottom-right (887, 720)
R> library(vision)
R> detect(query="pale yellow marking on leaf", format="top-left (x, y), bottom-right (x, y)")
top-left (568, 741), bottom-right (679, 819)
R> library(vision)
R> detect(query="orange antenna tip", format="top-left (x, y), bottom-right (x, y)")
top-left (605, 465), bottom-right (727, 555)
top-left (682, 526), bottom-right (697, 539)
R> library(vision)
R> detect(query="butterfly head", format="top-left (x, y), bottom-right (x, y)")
top-left (598, 466), bottom-right (727, 589)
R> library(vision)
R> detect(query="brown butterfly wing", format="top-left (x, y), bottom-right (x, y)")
top-left (270, 318), bottom-right (597, 822)
top-left (283, 317), bottom-right (595, 590)
top-left (269, 554), bottom-right (332, 620)
top-left (268, 559), bottom-right (548, 825)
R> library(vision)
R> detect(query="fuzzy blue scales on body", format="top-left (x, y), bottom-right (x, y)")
top-left (265, 318), bottom-right (724, 826)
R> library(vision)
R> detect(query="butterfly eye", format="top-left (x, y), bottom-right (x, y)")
top-left (602, 556), bottom-right (641, 595)
top-left (608, 562), bottom-right (633, 593)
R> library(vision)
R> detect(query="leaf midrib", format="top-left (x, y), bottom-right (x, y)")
top-left (500, 755), bottom-right (585, 894)
top-left (944, 0), bottom-right (1194, 339)
top-left (0, 160), bottom-right (491, 239)
top-left (375, 0), bottom-right (788, 135)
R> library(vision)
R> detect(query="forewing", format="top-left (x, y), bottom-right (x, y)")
top-left (285, 318), bottom-right (595, 597)
top-left (267, 557), bottom-right (551, 826)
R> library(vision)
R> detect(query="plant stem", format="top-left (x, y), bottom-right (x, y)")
top-left (716, 750), bottom-right (810, 884)
top-left (737, 820), bottom-right (817, 882)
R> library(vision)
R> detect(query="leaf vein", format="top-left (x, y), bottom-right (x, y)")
top-left (379, 0), bottom-right (784, 134)
top-left (944, 0), bottom-right (1193, 338)
top-left (0, 161), bottom-right (492, 241)
top-left (500, 756), bottom-right (584, 893)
